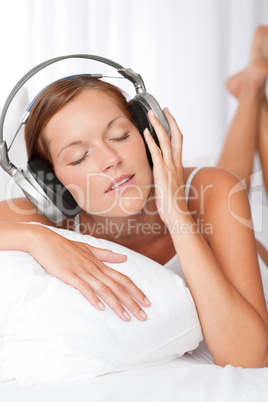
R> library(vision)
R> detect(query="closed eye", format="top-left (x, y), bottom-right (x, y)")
top-left (70, 152), bottom-right (89, 166)
top-left (112, 133), bottom-right (130, 142)
top-left (69, 133), bottom-right (129, 165)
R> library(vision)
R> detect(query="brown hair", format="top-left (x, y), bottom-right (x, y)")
top-left (25, 75), bottom-right (134, 168)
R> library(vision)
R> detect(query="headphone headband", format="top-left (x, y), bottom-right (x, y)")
top-left (0, 54), bottom-right (147, 149)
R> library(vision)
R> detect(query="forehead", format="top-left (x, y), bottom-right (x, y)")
top-left (46, 88), bottom-right (124, 125)
top-left (42, 89), bottom-right (129, 147)
top-left (68, 88), bottom-right (123, 111)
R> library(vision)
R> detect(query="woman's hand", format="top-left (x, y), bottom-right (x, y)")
top-left (28, 224), bottom-right (150, 321)
top-left (144, 108), bottom-right (189, 225)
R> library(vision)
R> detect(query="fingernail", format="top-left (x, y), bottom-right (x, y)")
top-left (164, 107), bottom-right (170, 113)
top-left (98, 301), bottom-right (105, 310)
top-left (140, 310), bottom-right (147, 320)
top-left (144, 128), bottom-right (151, 136)
top-left (144, 297), bottom-right (151, 306)
top-left (149, 109), bottom-right (156, 118)
top-left (123, 311), bottom-right (131, 320)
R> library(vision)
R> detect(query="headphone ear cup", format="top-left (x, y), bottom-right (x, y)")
top-left (27, 158), bottom-right (81, 219)
top-left (129, 100), bottom-right (159, 167)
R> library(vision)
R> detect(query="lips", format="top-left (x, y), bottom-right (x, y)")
top-left (105, 174), bottom-right (135, 193)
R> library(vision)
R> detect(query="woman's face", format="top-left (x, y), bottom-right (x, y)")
top-left (42, 89), bottom-right (153, 217)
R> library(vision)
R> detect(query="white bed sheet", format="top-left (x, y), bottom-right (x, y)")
top-left (0, 341), bottom-right (267, 402)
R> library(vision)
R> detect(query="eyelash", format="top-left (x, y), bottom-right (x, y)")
top-left (70, 133), bottom-right (130, 166)
top-left (70, 152), bottom-right (89, 166)
top-left (112, 133), bottom-right (130, 142)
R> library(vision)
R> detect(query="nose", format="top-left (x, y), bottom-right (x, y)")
top-left (95, 144), bottom-right (122, 172)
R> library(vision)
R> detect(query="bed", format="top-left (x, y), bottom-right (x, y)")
top-left (1, 347), bottom-right (268, 402)
top-left (0, 200), bottom-right (267, 402)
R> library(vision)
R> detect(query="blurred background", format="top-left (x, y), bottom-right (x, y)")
top-left (0, 0), bottom-right (268, 200)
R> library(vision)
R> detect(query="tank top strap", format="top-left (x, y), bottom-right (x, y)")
top-left (184, 167), bottom-right (204, 203)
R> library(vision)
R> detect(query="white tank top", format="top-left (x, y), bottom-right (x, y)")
top-left (74, 167), bottom-right (203, 281)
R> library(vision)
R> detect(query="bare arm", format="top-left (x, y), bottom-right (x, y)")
top-left (184, 168), bottom-right (268, 367)
top-left (145, 108), bottom-right (268, 367)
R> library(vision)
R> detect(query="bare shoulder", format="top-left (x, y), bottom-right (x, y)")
top-left (189, 166), bottom-right (241, 187)
top-left (0, 197), bottom-right (57, 225)
top-left (186, 167), bottom-right (251, 235)
top-left (187, 166), bottom-right (245, 205)
top-left (184, 165), bottom-right (240, 183)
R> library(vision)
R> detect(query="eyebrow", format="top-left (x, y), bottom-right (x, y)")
top-left (57, 140), bottom-right (83, 158)
top-left (57, 115), bottom-right (127, 158)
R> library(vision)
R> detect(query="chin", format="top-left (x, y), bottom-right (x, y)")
top-left (105, 207), bottom-right (144, 219)
top-left (95, 200), bottom-right (147, 218)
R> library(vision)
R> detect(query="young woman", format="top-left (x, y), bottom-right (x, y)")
top-left (0, 29), bottom-right (268, 369)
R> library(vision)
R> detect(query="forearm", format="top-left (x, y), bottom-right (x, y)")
top-left (0, 221), bottom-right (35, 253)
top-left (168, 215), bottom-right (268, 367)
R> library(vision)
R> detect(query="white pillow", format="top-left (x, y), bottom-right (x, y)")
top-left (0, 225), bottom-right (203, 386)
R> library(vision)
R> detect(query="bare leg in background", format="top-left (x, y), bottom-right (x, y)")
top-left (217, 26), bottom-right (268, 193)
top-left (217, 26), bottom-right (268, 265)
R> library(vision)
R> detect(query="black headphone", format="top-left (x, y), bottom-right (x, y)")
top-left (0, 54), bottom-right (170, 223)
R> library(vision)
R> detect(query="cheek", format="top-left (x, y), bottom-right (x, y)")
top-left (134, 139), bottom-right (153, 184)
top-left (55, 168), bottom-right (110, 212)
top-left (130, 133), bottom-right (151, 168)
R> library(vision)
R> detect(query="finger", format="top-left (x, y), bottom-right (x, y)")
top-left (63, 273), bottom-right (106, 311)
top-left (85, 273), bottom-right (148, 322)
top-left (68, 244), bottom-right (150, 321)
top-left (147, 110), bottom-right (173, 165)
top-left (69, 273), bottom-right (132, 321)
top-left (80, 246), bottom-right (151, 308)
top-left (87, 245), bottom-right (127, 263)
top-left (144, 128), bottom-right (165, 167)
top-left (102, 266), bottom-right (151, 307)
top-left (72, 261), bottom-right (150, 321)
top-left (163, 108), bottom-right (183, 168)
top-left (102, 278), bottom-right (149, 321)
